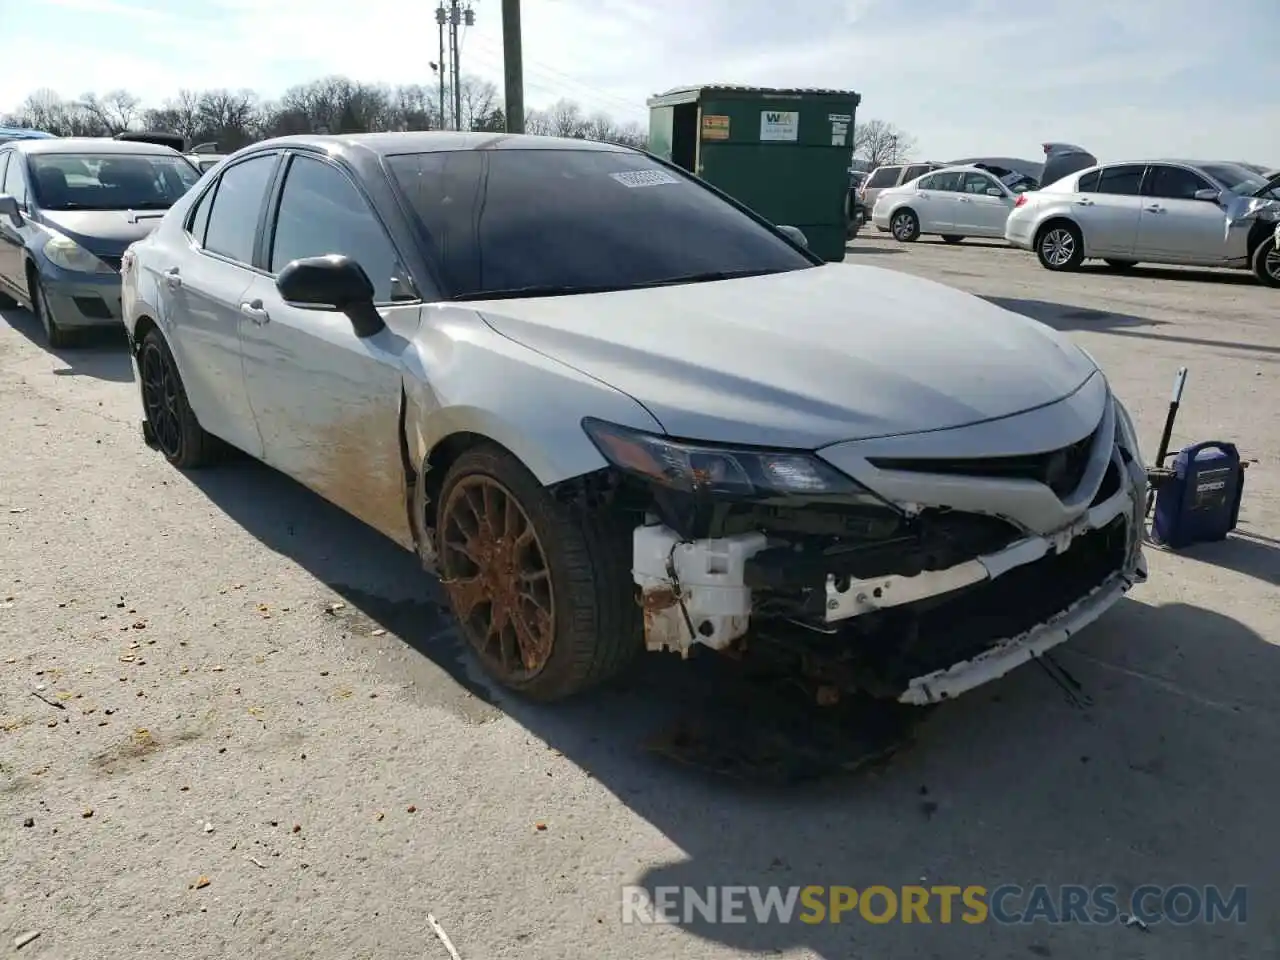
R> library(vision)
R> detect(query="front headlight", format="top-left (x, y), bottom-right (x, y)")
top-left (44, 234), bottom-right (115, 274)
top-left (582, 418), bottom-right (892, 505)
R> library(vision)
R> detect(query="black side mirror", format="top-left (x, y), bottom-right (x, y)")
top-left (275, 255), bottom-right (385, 338)
top-left (777, 224), bottom-right (809, 249)
top-left (0, 193), bottom-right (24, 227)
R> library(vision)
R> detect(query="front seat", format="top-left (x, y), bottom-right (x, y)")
top-left (34, 166), bottom-right (69, 208)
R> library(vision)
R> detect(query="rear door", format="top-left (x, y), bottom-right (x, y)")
top-left (164, 152), bottom-right (281, 457)
top-left (1073, 164), bottom-right (1146, 256)
top-left (0, 150), bottom-right (29, 296)
top-left (955, 171), bottom-right (1012, 236)
top-left (913, 170), bottom-right (963, 231)
top-left (1136, 164), bottom-right (1230, 262)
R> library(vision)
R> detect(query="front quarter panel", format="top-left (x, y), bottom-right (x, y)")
top-left (403, 305), bottom-right (664, 487)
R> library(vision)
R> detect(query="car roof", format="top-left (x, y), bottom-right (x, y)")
top-left (11, 137), bottom-right (183, 156)
top-left (251, 131), bottom-right (634, 158)
top-left (0, 126), bottom-right (56, 140)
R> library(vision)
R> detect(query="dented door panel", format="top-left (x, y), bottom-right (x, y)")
top-left (238, 274), bottom-right (421, 549)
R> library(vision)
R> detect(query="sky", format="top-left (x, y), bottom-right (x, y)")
top-left (1, 0), bottom-right (1277, 164)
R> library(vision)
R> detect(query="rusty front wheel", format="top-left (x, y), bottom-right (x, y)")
top-left (434, 444), bottom-right (640, 701)
top-left (439, 474), bottom-right (555, 681)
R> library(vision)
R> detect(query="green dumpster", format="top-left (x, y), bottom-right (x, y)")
top-left (646, 84), bottom-right (862, 262)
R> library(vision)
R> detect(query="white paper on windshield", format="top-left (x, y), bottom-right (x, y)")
top-left (610, 170), bottom-right (680, 188)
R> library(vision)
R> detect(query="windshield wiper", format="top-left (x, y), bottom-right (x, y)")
top-left (450, 283), bottom-right (632, 301)
top-left (629, 267), bottom-right (791, 289)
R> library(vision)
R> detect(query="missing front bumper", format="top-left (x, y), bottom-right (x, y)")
top-left (631, 459), bottom-right (1147, 703)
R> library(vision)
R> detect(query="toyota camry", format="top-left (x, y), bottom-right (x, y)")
top-left (120, 132), bottom-right (1149, 706)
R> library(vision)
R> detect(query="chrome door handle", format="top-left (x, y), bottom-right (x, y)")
top-left (1074, 198), bottom-right (1094, 206)
top-left (239, 300), bottom-right (270, 324)
top-left (165, 268), bottom-right (182, 289)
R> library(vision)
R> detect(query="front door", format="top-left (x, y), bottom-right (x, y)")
top-left (1135, 164), bottom-right (1230, 262)
top-left (0, 151), bottom-right (31, 298)
top-left (239, 151), bottom-right (423, 549)
top-left (955, 171), bottom-right (1013, 236)
top-left (913, 170), bottom-right (962, 231)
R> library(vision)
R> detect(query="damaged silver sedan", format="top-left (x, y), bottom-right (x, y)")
top-left (120, 131), bottom-right (1148, 705)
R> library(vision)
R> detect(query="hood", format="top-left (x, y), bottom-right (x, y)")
top-left (476, 265), bottom-right (1098, 449)
top-left (37, 208), bottom-right (167, 256)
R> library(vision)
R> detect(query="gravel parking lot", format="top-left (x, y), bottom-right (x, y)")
top-left (2, 235), bottom-right (1277, 960)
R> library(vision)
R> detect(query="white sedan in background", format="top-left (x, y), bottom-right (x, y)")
top-left (870, 164), bottom-right (1038, 244)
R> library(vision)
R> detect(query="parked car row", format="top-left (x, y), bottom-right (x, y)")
top-left (865, 148), bottom-right (1280, 287)
top-left (3, 129), bottom-right (1149, 711)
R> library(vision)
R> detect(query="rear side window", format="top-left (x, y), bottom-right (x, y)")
top-left (203, 154), bottom-right (277, 265)
top-left (903, 164), bottom-right (932, 182)
top-left (866, 166), bottom-right (901, 188)
top-left (186, 188), bottom-right (213, 244)
top-left (1076, 170), bottom-right (1100, 192)
top-left (961, 172), bottom-right (1000, 194)
top-left (1094, 165), bottom-right (1146, 196)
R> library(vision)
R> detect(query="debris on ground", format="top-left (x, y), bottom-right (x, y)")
top-left (325, 602), bottom-right (346, 615)
top-left (406, 805), bottom-right (417, 814)
top-left (13, 931), bottom-right (41, 950)
top-left (23, 817), bottom-right (34, 828)
top-left (426, 913), bottom-right (463, 960)
top-left (534, 822), bottom-right (547, 831)
top-left (81, 808), bottom-right (94, 819)
top-left (245, 856), bottom-right (266, 869)
top-left (1122, 913), bottom-right (1150, 932)
top-left (30, 690), bottom-right (66, 711)
top-left (191, 876), bottom-right (211, 890)
top-left (203, 822), bottom-right (214, 834)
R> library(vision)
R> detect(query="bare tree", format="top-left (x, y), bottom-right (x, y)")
top-left (79, 90), bottom-right (141, 134)
top-left (2, 78), bottom-right (643, 152)
top-left (853, 119), bottom-right (917, 168)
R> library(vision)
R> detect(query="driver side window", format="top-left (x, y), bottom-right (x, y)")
top-left (3, 154), bottom-right (28, 206)
top-left (962, 172), bottom-right (1000, 195)
top-left (267, 154), bottom-right (413, 305)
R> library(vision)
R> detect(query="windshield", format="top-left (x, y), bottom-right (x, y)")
top-left (386, 148), bottom-right (815, 299)
top-left (28, 153), bottom-right (202, 211)
top-left (1199, 163), bottom-right (1268, 196)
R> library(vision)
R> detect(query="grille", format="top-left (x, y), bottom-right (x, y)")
top-left (99, 255), bottom-right (123, 273)
top-left (869, 424), bottom-right (1100, 499)
top-left (879, 514), bottom-right (1129, 685)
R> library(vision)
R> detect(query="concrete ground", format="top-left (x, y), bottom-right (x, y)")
top-left (1, 237), bottom-right (1277, 960)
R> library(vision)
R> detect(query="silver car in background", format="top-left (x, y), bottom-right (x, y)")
top-left (1005, 160), bottom-right (1280, 286)
top-left (871, 163), bottom-right (1038, 243)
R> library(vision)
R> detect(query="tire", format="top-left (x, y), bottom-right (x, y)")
top-left (1035, 221), bottom-right (1084, 271)
top-left (30, 274), bottom-right (74, 349)
top-left (435, 443), bottom-right (640, 702)
top-left (137, 327), bottom-right (217, 468)
top-left (1251, 236), bottom-right (1280, 288)
top-left (890, 209), bottom-right (920, 243)
top-left (941, 235), bottom-right (965, 244)
top-left (1104, 259), bottom-right (1137, 270)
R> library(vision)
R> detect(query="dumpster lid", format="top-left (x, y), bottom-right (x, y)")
top-left (648, 84), bottom-right (861, 107)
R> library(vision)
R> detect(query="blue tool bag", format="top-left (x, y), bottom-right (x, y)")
top-left (1151, 441), bottom-right (1244, 549)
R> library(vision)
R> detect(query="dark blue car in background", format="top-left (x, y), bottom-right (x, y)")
top-left (0, 137), bottom-right (201, 347)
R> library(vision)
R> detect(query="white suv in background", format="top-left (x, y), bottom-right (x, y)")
top-left (870, 164), bottom-right (1038, 244)
top-left (858, 161), bottom-right (944, 223)
top-left (1005, 160), bottom-right (1280, 286)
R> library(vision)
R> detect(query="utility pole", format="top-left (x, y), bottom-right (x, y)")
top-left (435, 5), bottom-right (447, 130)
top-left (501, 0), bottom-right (524, 133)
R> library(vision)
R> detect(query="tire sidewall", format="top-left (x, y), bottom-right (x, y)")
top-left (1252, 236), bottom-right (1280, 288)
top-left (140, 328), bottom-right (199, 466)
